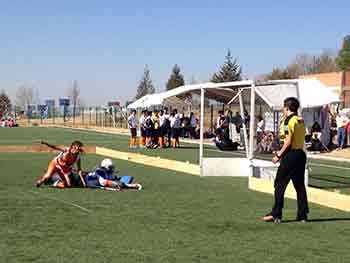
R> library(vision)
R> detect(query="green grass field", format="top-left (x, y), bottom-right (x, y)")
top-left (1, 127), bottom-right (350, 262)
top-left (1, 127), bottom-right (349, 190)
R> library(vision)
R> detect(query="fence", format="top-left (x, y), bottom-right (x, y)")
top-left (16, 102), bottom-right (271, 134)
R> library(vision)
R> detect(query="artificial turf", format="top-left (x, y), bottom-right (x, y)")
top-left (1, 152), bottom-right (350, 263)
top-left (0, 127), bottom-right (349, 191)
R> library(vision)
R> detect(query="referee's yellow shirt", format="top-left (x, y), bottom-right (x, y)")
top-left (285, 115), bottom-right (305, 149)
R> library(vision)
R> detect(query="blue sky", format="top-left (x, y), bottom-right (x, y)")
top-left (1, 0), bottom-right (349, 105)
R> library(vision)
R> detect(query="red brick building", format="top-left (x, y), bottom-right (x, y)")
top-left (344, 71), bottom-right (350, 107)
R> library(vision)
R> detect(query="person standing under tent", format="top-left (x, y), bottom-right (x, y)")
top-left (256, 115), bottom-right (265, 145)
top-left (128, 110), bottom-right (138, 148)
top-left (145, 111), bottom-right (154, 148)
top-left (263, 97), bottom-right (309, 223)
top-left (170, 109), bottom-right (181, 148)
top-left (159, 110), bottom-right (167, 148)
top-left (189, 112), bottom-right (198, 139)
top-left (139, 110), bottom-right (147, 148)
top-left (163, 107), bottom-right (172, 147)
top-left (336, 112), bottom-right (349, 150)
top-left (152, 110), bottom-right (160, 148)
top-left (215, 110), bottom-right (225, 141)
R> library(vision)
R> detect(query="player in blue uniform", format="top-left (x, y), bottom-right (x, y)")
top-left (85, 158), bottom-right (142, 191)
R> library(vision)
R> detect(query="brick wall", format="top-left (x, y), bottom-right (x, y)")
top-left (344, 71), bottom-right (350, 108)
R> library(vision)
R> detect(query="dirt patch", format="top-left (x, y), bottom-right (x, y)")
top-left (0, 145), bottom-right (96, 154)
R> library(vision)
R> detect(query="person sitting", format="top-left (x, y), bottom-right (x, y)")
top-left (257, 131), bottom-right (274, 153)
top-left (307, 122), bottom-right (323, 152)
top-left (213, 123), bottom-right (239, 151)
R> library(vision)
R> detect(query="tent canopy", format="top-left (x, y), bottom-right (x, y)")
top-left (127, 79), bottom-right (340, 110)
top-left (127, 80), bottom-right (253, 109)
top-left (255, 79), bottom-right (340, 110)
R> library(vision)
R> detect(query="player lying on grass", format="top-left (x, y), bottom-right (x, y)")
top-left (84, 158), bottom-right (142, 191)
top-left (35, 140), bottom-right (86, 188)
top-left (49, 158), bottom-right (142, 191)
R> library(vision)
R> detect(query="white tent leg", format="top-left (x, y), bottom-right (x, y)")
top-left (249, 83), bottom-right (256, 160)
top-left (239, 90), bottom-right (249, 159)
top-left (248, 83), bottom-right (256, 188)
top-left (199, 87), bottom-right (205, 173)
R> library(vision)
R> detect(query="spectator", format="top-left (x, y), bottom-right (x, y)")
top-left (189, 112), bottom-right (197, 139)
top-left (216, 110), bottom-right (225, 140)
top-left (151, 111), bottom-right (160, 148)
top-left (232, 112), bottom-right (243, 133)
top-left (159, 110), bottom-right (168, 148)
top-left (336, 112), bottom-right (349, 150)
top-left (170, 109), bottom-right (181, 148)
top-left (256, 115), bottom-right (265, 144)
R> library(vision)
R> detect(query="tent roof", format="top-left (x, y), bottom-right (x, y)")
top-left (255, 79), bottom-right (340, 110)
top-left (127, 81), bottom-right (253, 109)
top-left (127, 79), bottom-right (340, 110)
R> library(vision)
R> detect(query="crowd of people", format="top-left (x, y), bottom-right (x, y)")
top-left (128, 108), bottom-right (199, 149)
top-left (126, 105), bottom-right (350, 153)
top-left (1, 117), bottom-right (17, 127)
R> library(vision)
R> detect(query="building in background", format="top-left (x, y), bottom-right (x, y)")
top-left (299, 71), bottom-right (350, 108)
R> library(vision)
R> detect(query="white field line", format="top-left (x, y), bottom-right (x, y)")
top-left (28, 190), bottom-right (92, 214)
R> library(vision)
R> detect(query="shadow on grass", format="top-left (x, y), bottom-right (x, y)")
top-left (282, 218), bottom-right (350, 224)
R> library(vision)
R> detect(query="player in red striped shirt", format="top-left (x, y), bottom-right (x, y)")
top-left (35, 140), bottom-right (85, 188)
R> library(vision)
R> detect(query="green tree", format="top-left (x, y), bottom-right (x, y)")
top-left (211, 50), bottom-right (242, 83)
top-left (0, 90), bottom-right (11, 118)
top-left (336, 35), bottom-right (350, 71)
top-left (135, 65), bottom-right (155, 100)
top-left (166, 64), bottom-right (185, 91)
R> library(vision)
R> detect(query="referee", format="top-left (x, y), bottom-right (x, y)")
top-left (263, 97), bottom-right (309, 223)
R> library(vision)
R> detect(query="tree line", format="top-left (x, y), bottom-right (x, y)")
top-left (135, 49), bottom-right (242, 99)
top-left (1, 36), bottom-right (349, 116)
top-left (135, 35), bottom-right (350, 99)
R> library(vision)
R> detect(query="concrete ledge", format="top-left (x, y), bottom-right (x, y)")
top-left (249, 177), bottom-right (350, 212)
top-left (96, 147), bottom-right (200, 176)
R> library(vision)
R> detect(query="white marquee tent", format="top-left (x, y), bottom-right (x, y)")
top-left (127, 79), bottom-right (340, 178)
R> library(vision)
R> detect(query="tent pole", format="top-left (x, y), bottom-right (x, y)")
top-left (227, 89), bottom-right (243, 105)
top-left (238, 90), bottom-right (249, 159)
top-left (199, 87), bottom-right (205, 174)
top-left (249, 83), bottom-right (256, 160)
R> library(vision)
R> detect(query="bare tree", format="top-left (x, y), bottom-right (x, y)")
top-left (67, 80), bottom-right (80, 124)
top-left (15, 86), bottom-right (34, 110)
top-left (265, 50), bottom-right (339, 80)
